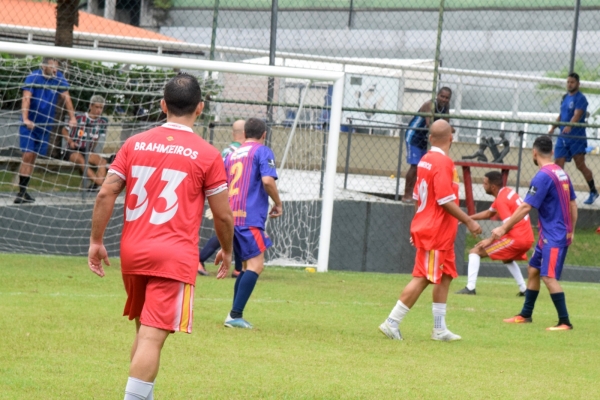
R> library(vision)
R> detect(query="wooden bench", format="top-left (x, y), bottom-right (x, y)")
top-left (453, 161), bottom-right (519, 215)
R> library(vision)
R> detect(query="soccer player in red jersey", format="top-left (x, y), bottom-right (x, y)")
top-left (455, 171), bottom-right (533, 296)
top-left (379, 120), bottom-right (482, 342)
top-left (223, 118), bottom-right (283, 329)
top-left (87, 73), bottom-right (234, 400)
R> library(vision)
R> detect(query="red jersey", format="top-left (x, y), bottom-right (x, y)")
top-left (109, 122), bottom-right (227, 285)
top-left (490, 187), bottom-right (534, 243)
top-left (411, 147), bottom-right (460, 250)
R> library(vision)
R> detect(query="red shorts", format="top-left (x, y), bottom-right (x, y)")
top-left (413, 248), bottom-right (458, 284)
top-left (122, 274), bottom-right (194, 334)
top-left (484, 237), bottom-right (533, 261)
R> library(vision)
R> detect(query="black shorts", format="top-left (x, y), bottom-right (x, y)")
top-left (61, 148), bottom-right (87, 161)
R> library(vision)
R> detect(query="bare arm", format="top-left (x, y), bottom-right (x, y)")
top-left (61, 91), bottom-right (77, 128)
top-left (21, 90), bottom-right (34, 129)
top-left (208, 190), bottom-right (234, 279)
top-left (440, 201), bottom-right (482, 235)
top-left (88, 173), bottom-right (125, 276)
top-left (563, 109), bottom-right (584, 134)
top-left (548, 114), bottom-right (561, 134)
top-left (470, 209), bottom-right (496, 221)
top-left (491, 202), bottom-right (532, 240)
top-left (262, 176), bottom-right (283, 217)
top-left (569, 199), bottom-right (578, 240)
top-left (61, 126), bottom-right (75, 149)
top-left (421, 101), bottom-right (433, 128)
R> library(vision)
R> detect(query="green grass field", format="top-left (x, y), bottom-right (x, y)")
top-left (1, 254), bottom-right (599, 399)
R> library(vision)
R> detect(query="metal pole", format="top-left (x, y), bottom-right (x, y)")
top-left (279, 81), bottom-right (310, 172)
top-left (348, 0), bottom-right (354, 29)
top-left (209, 0), bottom-right (220, 63)
top-left (395, 129), bottom-right (404, 201)
top-left (515, 130), bottom-right (524, 194)
top-left (343, 128), bottom-right (352, 189)
top-left (266, 0), bottom-right (278, 147)
top-left (319, 129), bottom-right (327, 198)
top-left (204, 0), bottom-right (220, 142)
top-left (431, 0), bottom-right (446, 119)
top-left (569, 0), bottom-right (581, 74)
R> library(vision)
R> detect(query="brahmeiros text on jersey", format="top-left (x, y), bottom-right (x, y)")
top-left (134, 141), bottom-right (199, 160)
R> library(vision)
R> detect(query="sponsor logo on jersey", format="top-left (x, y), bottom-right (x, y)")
top-left (133, 141), bottom-right (198, 159)
top-left (417, 160), bottom-right (432, 170)
top-left (167, 136), bottom-right (174, 141)
top-left (554, 169), bottom-right (569, 181)
top-left (230, 146), bottom-right (252, 160)
top-left (268, 159), bottom-right (276, 168)
top-left (528, 185), bottom-right (537, 195)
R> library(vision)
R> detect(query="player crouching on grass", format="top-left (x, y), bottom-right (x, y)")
top-left (223, 118), bottom-right (283, 329)
top-left (491, 135), bottom-right (577, 331)
top-left (455, 171), bottom-right (533, 296)
top-left (379, 120), bottom-right (482, 342)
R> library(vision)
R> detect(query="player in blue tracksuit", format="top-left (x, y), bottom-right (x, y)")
top-left (548, 72), bottom-right (597, 205)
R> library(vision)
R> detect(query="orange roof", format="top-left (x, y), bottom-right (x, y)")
top-left (1, 0), bottom-right (179, 42)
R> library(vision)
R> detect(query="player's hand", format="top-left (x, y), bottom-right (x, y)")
top-left (88, 242), bottom-right (110, 277)
top-left (204, 207), bottom-right (214, 220)
top-left (466, 220), bottom-right (482, 236)
top-left (567, 231), bottom-right (575, 242)
top-left (409, 236), bottom-right (414, 246)
top-left (547, 127), bottom-right (555, 135)
top-left (476, 237), bottom-right (493, 249)
top-left (563, 126), bottom-right (571, 134)
top-left (269, 203), bottom-right (283, 218)
top-left (215, 249), bottom-right (232, 279)
top-left (68, 139), bottom-right (77, 149)
top-left (68, 118), bottom-right (77, 129)
top-left (491, 226), bottom-right (506, 240)
top-left (23, 119), bottom-right (34, 130)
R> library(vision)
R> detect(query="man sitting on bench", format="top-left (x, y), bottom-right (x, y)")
top-left (60, 95), bottom-right (109, 191)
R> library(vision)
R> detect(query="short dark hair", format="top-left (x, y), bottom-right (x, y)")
top-left (42, 57), bottom-right (58, 65)
top-left (163, 73), bottom-right (202, 117)
top-left (439, 87), bottom-right (452, 95)
top-left (244, 118), bottom-right (267, 139)
top-left (568, 72), bottom-right (580, 82)
top-left (484, 171), bottom-right (503, 188)
top-left (533, 135), bottom-right (553, 155)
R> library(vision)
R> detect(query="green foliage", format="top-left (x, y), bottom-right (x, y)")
top-left (540, 59), bottom-right (600, 96)
top-left (0, 54), bottom-right (222, 123)
top-left (153, 0), bottom-right (173, 9)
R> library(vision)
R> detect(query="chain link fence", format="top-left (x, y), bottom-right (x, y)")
top-left (1, 0), bottom-right (599, 278)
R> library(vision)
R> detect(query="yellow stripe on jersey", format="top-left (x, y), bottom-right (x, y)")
top-left (179, 283), bottom-right (192, 332)
top-left (486, 238), bottom-right (512, 253)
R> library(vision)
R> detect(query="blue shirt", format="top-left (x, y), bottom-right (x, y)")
top-left (524, 164), bottom-right (575, 247)
top-left (224, 141), bottom-right (278, 229)
top-left (22, 69), bottom-right (69, 125)
top-left (560, 91), bottom-right (587, 137)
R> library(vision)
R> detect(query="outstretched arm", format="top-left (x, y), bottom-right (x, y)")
top-left (88, 173), bottom-right (125, 277)
top-left (470, 209), bottom-right (496, 221)
top-left (491, 202), bottom-right (531, 240)
top-left (441, 201), bottom-right (482, 235)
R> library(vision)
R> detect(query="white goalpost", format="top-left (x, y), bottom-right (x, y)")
top-left (0, 41), bottom-right (344, 273)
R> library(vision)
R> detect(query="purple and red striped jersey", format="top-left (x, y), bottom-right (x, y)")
top-left (224, 141), bottom-right (278, 229)
top-left (524, 164), bottom-right (576, 247)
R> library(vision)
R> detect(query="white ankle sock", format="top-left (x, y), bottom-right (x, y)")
top-left (432, 303), bottom-right (447, 331)
top-left (387, 300), bottom-right (410, 329)
top-left (505, 261), bottom-right (526, 292)
top-left (124, 377), bottom-right (154, 400)
top-left (466, 253), bottom-right (481, 290)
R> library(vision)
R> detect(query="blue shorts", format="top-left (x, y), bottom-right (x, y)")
top-left (233, 226), bottom-right (272, 262)
top-left (406, 144), bottom-right (427, 165)
top-left (555, 136), bottom-right (587, 162)
top-left (529, 243), bottom-right (568, 280)
top-left (19, 125), bottom-right (52, 155)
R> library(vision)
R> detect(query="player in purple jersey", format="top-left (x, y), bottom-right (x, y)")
top-left (222, 118), bottom-right (283, 329)
top-left (490, 135), bottom-right (577, 331)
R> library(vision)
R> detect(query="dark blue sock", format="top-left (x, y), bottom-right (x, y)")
top-left (200, 236), bottom-right (221, 263)
top-left (550, 292), bottom-right (571, 325)
top-left (234, 250), bottom-right (242, 272)
top-left (230, 270), bottom-right (259, 319)
top-left (520, 289), bottom-right (539, 318)
top-left (233, 270), bottom-right (245, 307)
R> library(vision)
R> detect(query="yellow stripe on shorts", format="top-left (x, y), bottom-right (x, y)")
top-left (179, 283), bottom-right (192, 332)
top-left (428, 250), bottom-right (435, 281)
top-left (486, 238), bottom-right (512, 253)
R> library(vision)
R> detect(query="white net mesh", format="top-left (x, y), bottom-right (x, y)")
top-left (0, 53), bottom-right (331, 267)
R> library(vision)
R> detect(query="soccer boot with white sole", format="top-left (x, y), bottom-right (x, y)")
top-left (503, 315), bottom-right (532, 324)
top-left (378, 321), bottom-right (403, 340)
top-left (431, 329), bottom-right (462, 342)
top-left (224, 317), bottom-right (253, 329)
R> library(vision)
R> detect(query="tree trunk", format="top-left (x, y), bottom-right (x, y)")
top-left (55, 0), bottom-right (79, 48)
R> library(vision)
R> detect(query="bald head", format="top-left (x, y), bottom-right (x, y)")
top-left (429, 119), bottom-right (453, 146)
top-left (232, 119), bottom-right (245, 142)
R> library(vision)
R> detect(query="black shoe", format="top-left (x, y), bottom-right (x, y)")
top-left (518, 291), bottom-right (526, 297)
top-left (455, 286), bottom-right (476, 295)
top-left (14, 192), bottom-right (35, 204)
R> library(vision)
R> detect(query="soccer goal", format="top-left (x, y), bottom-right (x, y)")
top-left (0, 41), bottom-right (343, 272)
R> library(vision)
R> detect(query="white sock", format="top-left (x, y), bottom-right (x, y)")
top-left (386, 300), bottom-right (410, 329)
top-left (124, 377), bottom-right (154, 400)
top-left (432, 303), bottom-right (447, 331)
top-left (506, 261), bottom-right (526, 292)
top-left (466, 253), bottom-right (481, 290)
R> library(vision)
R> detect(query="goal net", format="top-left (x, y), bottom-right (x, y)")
top-left (0, 42), bottom-right (344, 271)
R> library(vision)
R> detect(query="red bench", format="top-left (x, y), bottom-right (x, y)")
top-left (453, 161), bottom-right (519, 215)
